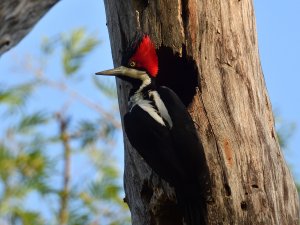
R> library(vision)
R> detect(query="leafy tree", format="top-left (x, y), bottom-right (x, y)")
top-left (0, 28), bottom-right (130, 225)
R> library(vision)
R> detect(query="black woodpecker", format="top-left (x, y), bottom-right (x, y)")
top-left (96, 33), bottom-right (211, 225)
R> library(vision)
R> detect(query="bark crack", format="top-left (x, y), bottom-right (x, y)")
top-left (198, 94), bottom-right (231, 196)
top-left (180, 0), bottom-right (189, 40)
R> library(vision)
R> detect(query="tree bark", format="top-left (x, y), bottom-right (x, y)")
top-left (103, 0), bottom-right (299, 225)
top-left (0, 0), bottom-right (58, 56)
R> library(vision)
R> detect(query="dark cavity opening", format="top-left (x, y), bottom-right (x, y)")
top-left (240, 201), bottom-right (248, 211)
top-left (156, 45), bottom-right (198, 107)
top-left (181, 0), bottom-right (189, 26)
top-left (0, 40), bottom-right (10, 49)
top-left (251, 184), bottom-right (259, 189)
top-left (224, 183), bottom-right (232, 196)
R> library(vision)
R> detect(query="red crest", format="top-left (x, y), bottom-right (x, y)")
top-left (130, 35), bottom-right (158, 77)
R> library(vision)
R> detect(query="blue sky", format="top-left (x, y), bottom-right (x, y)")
top-left (0, 0), bottom-right (299, 189)
top-left (254, 0), bottom-right (300, 178)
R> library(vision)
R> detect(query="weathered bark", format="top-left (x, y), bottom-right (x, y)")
top-left (0, 0), bottom-right (58, 56)
top-left (103, 0), bottom-right (299, 225)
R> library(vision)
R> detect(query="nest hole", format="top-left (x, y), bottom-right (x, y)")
top-left (156, 46), bottom-right (198, 107)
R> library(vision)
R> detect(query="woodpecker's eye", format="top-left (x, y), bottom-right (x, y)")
top-left (129, 61), bottom-right (136, 67)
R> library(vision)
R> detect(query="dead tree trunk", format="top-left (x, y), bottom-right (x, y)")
top-left (103, 0), bottom-right (299, 224)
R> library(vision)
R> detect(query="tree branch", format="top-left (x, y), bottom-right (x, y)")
top-left (0, 0), bottom-right (59, 56)
top-left (56, 112), bottom-right (71, 225)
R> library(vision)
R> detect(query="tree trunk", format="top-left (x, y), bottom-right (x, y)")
top-left (0, 0), bottom-right (58, 56)
top-left (103, 0), bottom-right (299, 224)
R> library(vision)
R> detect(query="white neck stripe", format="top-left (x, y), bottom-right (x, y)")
top-left (149, 91), bottom-right (173, 128)
top-left (128, 75), bottom-right (172, 128)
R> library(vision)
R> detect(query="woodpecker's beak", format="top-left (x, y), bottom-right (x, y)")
top-left (95, 66), bottom-right (146, 79)
top-left (95, 66), bottom-right (126, 76)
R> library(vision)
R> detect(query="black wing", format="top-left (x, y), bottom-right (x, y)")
top-left (124, 105), bottom-right (186, 187)
top-left (157, 86), bottom-right (211, 196)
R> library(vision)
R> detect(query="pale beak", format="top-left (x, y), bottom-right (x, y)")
top-left (95, 66), bottom-right (146, 79)
top-left (95, 66), bottom-right (127, 76)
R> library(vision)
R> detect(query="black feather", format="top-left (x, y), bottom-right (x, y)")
top-left (124, 86), bottom-right (211, 225)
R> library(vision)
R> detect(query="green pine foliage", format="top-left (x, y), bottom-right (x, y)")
top-left (0, 28), bottom-right (130, 225)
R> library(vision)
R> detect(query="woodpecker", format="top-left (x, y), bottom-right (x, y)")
top-left (96, 33), bottom-right (210, 225)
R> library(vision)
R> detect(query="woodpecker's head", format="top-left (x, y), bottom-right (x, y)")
top-left (96, 34), bottom-right (158, 81)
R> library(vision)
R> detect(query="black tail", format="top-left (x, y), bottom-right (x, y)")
top-left (182, 200), bottom-right (206, 225)
top-left (176, 186), bottom-right (208, 225)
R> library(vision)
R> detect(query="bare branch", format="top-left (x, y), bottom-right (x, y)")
top-left (0, 0), bottom-right (59, 56)
top-left (41, 77), bottom-right (121, 129)
top-left (22, 59), bottom-right (121, 129)
top-left (56, 112), bottom-right (71, 225)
